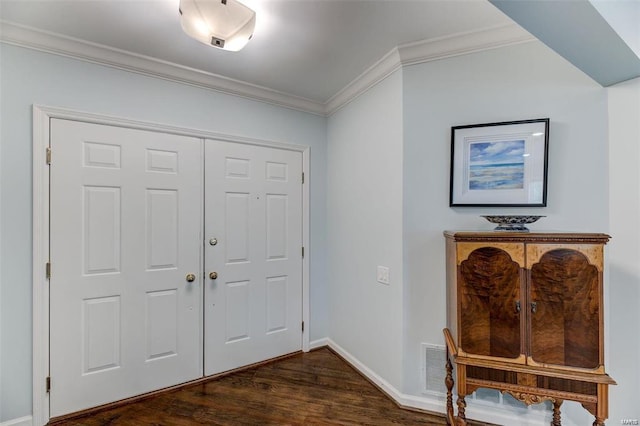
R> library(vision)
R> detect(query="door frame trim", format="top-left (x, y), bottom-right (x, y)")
top-left (32, 104), bottom-right (311, 425)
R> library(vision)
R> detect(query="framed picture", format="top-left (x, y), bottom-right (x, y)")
top-left (449, 118), bottom-right (549, 207)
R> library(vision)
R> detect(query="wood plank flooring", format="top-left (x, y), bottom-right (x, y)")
top-left (51, 348), bottom-right (492, 425)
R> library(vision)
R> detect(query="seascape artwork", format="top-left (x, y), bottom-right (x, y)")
top-left (468, 140), bottom-right (525, 190)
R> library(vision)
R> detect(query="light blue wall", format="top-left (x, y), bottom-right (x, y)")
top-left (321, 38), bottom-right (624, 424)
top-left (3, 37), bottom-right (638, 426)
top-left (0, 44), bottom-right (327, 421)
top-left (326, 70), bottom-right (405, 389)
top-left (401, 41), bottom-right (632, 424)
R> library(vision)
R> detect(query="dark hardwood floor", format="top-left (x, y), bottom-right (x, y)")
top-left (51, 348), bottom-right (492, 425)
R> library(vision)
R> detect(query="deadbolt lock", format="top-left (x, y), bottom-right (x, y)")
top-left (209, 271), bottom-right (218, 280)
top-left (186, 273), bottom-right (196, 282)
top-left (209, 238), bottom-right (218, 246)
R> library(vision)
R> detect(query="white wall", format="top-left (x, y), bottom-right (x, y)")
top-left (401, 41), bottom-right (613, 423)
top-left (0, 44), bottom-right (327, 422)
top-left (326, 70), bottom-right (405, 389)
top-left (608, 76), bottom-right (640, 423)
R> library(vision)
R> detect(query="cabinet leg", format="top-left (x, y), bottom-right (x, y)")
top-left (456, 394), bottom-right (467, 425)
top-left (592, 417), bottom-right (605, 426)
top-left (445, 354), bottom-right (454, 425)
top-left (552, 400), bottom-right (562, 426)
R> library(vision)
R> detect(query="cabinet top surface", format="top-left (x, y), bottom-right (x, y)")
top-left (443, 231), bottom-right (610, 244)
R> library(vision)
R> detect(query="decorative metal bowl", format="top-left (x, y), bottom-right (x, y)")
top-left (482, 215), bottom-right (545, 232)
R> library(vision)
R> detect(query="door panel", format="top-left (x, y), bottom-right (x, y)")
top-left (529, 248), bottom-right (600, 369)
top-left (458, 246), bottom-right (522, 360)
top-left (50, 119), bottom-right (203, 417)
top-left (204, 140), bottom-right (302, 375)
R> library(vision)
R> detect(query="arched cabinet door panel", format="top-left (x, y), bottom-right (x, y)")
top-left (459, 247), bottom-right (522, 360)
top-left (529, 248), bottom-right (601, 370)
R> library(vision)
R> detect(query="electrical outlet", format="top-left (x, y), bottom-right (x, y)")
top-left (377, 266), bottom-right (390, 285)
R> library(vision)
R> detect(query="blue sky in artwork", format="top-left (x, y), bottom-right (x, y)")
top-left (469, 140), bottom-right (525, 166)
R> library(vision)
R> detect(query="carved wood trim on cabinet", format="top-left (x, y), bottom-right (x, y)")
top-left (456, 242), bottom-right (525, 267)
top-left (526, 243), bottom-right (604, 271)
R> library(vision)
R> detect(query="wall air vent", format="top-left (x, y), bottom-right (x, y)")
top-left (421, 343), bottom-right (447, 396)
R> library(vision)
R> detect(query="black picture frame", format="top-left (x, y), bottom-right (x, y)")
top-left (449, 118), bottom-right (549, 207)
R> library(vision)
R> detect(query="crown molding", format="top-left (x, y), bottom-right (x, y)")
top-left (325, 24), bottom-right (536, 115)
top-left (1, 20), bottom-right (535, 117)
top-left (0, 20), bottom-right (326, 116)
top-left (324, 47), bottom-right (402, 115)
top-left (398, 23), bottom-right (536, 66)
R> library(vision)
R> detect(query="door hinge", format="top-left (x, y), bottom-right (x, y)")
top-left (302, 172), bottom-right (304, 184)
top-left (302, 321), bottom-right (305, 332)
top-left (301, 247), bottom-right (304, 258)
top-left (46, 376), bottom-right (51, 393)
top-left (46, 262), bottom-right (51, 279)
top-left (46, 147), bottom-right (52, 165)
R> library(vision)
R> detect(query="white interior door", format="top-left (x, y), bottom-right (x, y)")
top-left (204, 140), bottom-right (303, 375)
top-left (49, 119), bottom-right (203, 417)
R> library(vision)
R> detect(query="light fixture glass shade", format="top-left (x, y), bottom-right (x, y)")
top-left (179, 0), bottom-right (256, 52)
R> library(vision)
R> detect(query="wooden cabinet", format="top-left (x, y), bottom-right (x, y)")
top-left (443, 231), bottom-right (615, 426)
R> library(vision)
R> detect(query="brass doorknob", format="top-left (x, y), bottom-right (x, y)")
top-left (209, 271), bottom-right (218, 280)
top-left (186, 273), bottom-right (196, 282)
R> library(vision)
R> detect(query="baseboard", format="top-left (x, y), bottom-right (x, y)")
top-left (0, 416), bottom-right (33, 426)
top-left (309, 337), bottom-right (328, 350)
top-left (325, 339), bottom-right (403, 399)
top-left (325, 338), bottom-right (552, 426)
top-left (325, 339), bottom-right (444, 413)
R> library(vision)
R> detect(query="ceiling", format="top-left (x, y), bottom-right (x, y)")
top-left (1, 0), bottom-right (638, 114)
top-left (0, 0), bottom-right (514, 104)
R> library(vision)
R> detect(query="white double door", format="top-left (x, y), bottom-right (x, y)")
top-left (49, 119), bottom-right (302, 417)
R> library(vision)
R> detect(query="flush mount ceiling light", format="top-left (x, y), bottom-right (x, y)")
top-left (179, 0), bottom-right (256, 52)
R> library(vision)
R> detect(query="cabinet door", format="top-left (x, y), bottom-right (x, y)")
top-left (458, 246), bottom-right (522, 360)
top-left (529, 248), bottom-right (601, 369)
